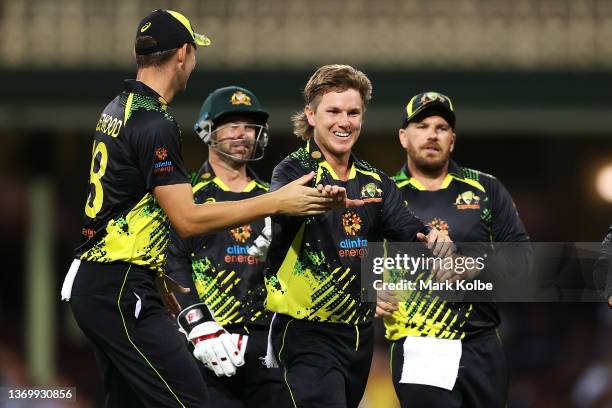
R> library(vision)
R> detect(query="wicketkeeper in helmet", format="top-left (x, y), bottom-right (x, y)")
top-left (166, 86), bottom-right (291, 407)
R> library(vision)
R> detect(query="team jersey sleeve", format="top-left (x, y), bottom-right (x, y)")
top-left (131, 112), bottom-right (189, 190)
top-left (489, 178), bottom-right (529, 243)
top-left (270, 156), bottom-right (310, 192)
top-left (164, 227), bottom-right (200, 307)
top-left (484, 177), bottom-right (533, 280)
top-left (381, 174), bottom-right (426, 242)
top-left (269, 157), bottom-right (310, 225)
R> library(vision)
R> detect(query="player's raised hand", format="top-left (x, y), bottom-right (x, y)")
top-left (316, 183), bottom-right (382, 209)
top-left (274, 172), bottom-right (337, 216)
top-left (417, 227), bottom-right (455, 259)
top-left (375, 290), bottom-right (399, 318)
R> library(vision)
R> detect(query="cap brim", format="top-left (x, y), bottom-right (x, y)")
top-left (194, 32), bottom-right (211, 47)
top-left (215, 109), bottom-right (269, 125)
top-left (406, 102), bottom-right (456, 127)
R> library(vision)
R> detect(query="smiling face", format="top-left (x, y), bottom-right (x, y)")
top-left (399, 115), bottom-right (456, 173)
top-left (305, 88), bottom-right (363, 163)
top-left (211, 114), bottom-right (259, 162)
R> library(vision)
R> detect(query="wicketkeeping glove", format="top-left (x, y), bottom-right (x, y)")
top-left (177, 303), bottom-right (247, 377)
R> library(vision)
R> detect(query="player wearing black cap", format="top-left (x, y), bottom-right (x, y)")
top-left (381, 91), bottom-right (531, 408)
top-left (62, 10), bottom-right (348, 408)
top-left (264, 66), bottom-right (454, 408)
top-left (165, 86), bottom-right (291, 407)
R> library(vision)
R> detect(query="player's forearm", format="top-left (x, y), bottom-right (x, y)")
top-left (178, 192), bottom-right (281, 238)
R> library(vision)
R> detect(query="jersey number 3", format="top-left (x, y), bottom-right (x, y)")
top-left (85, 140), bottom-right (108, 218)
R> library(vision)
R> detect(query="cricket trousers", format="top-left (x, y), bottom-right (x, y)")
top-left (271, 314), bottom-right (374, 408)
top-left (70, 261), bottom-right (208, 408)
top-left (390, 330), bottom-right (509, 408)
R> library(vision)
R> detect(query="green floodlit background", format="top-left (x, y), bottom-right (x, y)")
top-left (1, 0), bottom-right (612, 406)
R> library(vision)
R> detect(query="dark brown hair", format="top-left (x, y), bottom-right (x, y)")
top-left (135, 36), bottom-right (179, 68)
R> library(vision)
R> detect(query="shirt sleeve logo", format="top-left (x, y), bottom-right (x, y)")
top-left (155, 147), bottom-right (168, 161)
top-left (153, 147), bottom-right (174, 174)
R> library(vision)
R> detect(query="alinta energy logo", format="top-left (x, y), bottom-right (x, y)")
top-left (230, 225), bottom-right (252, 243)
top-left (155, 147), bottom-right (168, 161)
top-left (454, 190), bottom-right (480, 210)
top-left (430, 218), bottom-right (450, 236)
top-left (153, 146), bottom-right (174, 174)
top-left (225, 224), bottom-right (259, 265)
top-left (339, 211), bottom-right (368, 258)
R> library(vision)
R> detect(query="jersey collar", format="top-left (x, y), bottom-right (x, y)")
top-left (196, 161), bottom-right (268, 192)
top-left (306, 138), bottom-right (367, 181)
top-left (396, 160), bottom-right (463, 190)
top-left (124, 80), bottom-right (169, 105)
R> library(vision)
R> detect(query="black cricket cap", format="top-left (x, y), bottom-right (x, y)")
top-left (135, 9), bottom-right (211, 55)
top-left (402, 91), bottom-right (456, 128)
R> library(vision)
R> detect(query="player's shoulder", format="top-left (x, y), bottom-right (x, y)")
top-left (353, 156), bottom-right (388, 183)
top-left (278, 146), bottom-right (317, 174)
top-left (124, 95), bottom-right (176, 130)
top-left (454, 165), bottom-right (503, 193)
top-left (460, 166), bottom-right (497, 183)
top-left (391, 167), bottom-right (409, 185)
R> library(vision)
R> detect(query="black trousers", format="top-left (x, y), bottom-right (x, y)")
top-left (271, 314), bottom-right (374, 408)
top-left (390, 331), bottom-right (509, 408)
top-left (70, 261), bottom-right (208, 408)
top-left (198, 325), bottom-right (291, 408)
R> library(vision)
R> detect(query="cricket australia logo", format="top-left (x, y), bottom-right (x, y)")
top-left (360, 183), bottom-right (383, 202)
top-left (454, 190), bottom-right (481, 210)
top-left (230, 91), bottom-right (252, 106)
top-left (230, 224), bottom-right (252, 243)
top-left (420, 92), bottom-right (447, 106)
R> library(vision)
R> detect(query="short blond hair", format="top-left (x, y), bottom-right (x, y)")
top-left (292, 64), bottom-right (372, 140)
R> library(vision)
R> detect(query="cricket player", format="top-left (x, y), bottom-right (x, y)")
top-left (382, 91), bottom-right (531, 407)
top-left (264, 65), bottom-right (453, 408)
top-left (165, 86), bottom-right (291, 407)
top-left (62, 10), bottom-right (348, 408)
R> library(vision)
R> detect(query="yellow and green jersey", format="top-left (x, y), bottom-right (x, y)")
top-left (265, 140), bottom-right (426, 325)
top-left (384, 161), bottom-right (530, 340)
top-left (75, 80), bottom-right (189, 273)
top-left (165, 162), bottom-right (272, 328)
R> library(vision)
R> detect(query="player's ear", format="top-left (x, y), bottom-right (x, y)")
top-left (398, 127), bottom-right (409, 149)
top-left (176, 43), bottom-right (189, 66)
top-left (305, 105), bottom-right (316, 127)
top-left (450, 131), bottom-right (456, 153)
